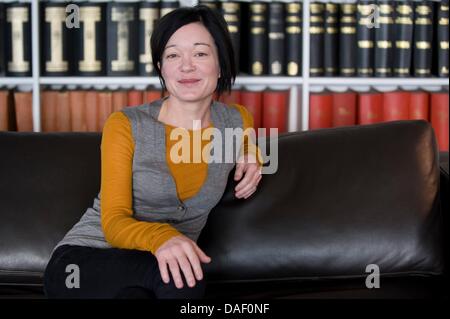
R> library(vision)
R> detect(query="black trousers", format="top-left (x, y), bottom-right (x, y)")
top-left (44, 245), bottom-right (206, 299)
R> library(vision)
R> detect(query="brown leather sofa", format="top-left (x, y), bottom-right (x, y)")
top-left (0, 120), bottom-right (448, 299)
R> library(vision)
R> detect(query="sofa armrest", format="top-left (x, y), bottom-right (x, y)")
top-left (439, 152), bottom-right (449, 289)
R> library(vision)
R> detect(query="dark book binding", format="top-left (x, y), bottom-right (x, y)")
top-left (437, 0), bottom-right (449, 77)
top-left (5, 2), bottom-right (32, 76)
top-left (393, 0), bottom-right (414, 77)
top-left (268, 2), bottom-right (285, 75)
top-left (248, 2), bottom-right (268, 75)
top-left (138, 1), bottom-right (159, 76)
top-left (374, 0), bottom-right (394, 77)
top-left (74, 3), bottom-right (106, 76)
top-left (413, 0), bottom-right (434, 77)
top-left (221, 2), bottom-right (241, 74)
top-left (339, 2), bottom-right (357, 76)
top-left (357, 0), bottom-right (376, 76)
top-left (324, 2), bottom-right (339, 76)
top-left (41, 2), bottom-right (72, 76)
top-left (309, 2), bottom-right (325, 76)
top-left (285, 2), bottom-right (302, 76)
top-left (106, 2), bottom-right (139, 76)
top-left (0, 3), bottom-right (5, 76)
top-left (160, 0), bottom-right (180, 18)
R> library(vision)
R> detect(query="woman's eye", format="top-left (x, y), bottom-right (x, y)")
top-left (166, 54), bottom-right (177, 59)
top-left (195, 52), bottom-right (208, 57)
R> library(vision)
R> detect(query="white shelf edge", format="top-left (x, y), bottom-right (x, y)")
top-left (0, 78), bottom-right (34, 85)
top-left (309, 77), bottom-right (450, 86)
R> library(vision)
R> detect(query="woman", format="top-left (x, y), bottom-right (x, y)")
top-left (44, 5), bottom-right (262, 299)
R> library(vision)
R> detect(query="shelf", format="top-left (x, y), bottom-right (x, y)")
top-left (0, 78), bottom-right (34, 86)
top-left (37, 76), bottom-right (304, 87)
top-left (309, 77), bottom-right (450, 87)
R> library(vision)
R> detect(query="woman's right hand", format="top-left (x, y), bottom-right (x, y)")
top-left (155, 235), bottom-right (211, 289)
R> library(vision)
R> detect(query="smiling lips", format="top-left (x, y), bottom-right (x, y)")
top-left (178, 79), bottom-right (201, 84)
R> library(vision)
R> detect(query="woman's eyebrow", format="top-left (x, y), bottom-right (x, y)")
top-left (164, 43), bottom-right (211, 50)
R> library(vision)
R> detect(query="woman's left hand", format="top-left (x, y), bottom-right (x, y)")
top-left (234, 154), bottom-right (262, 199)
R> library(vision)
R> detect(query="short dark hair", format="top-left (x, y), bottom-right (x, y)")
top-left (151, 5), bottom-right (236, 98)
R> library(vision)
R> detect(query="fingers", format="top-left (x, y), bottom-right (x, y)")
top-left (156, 236), bottom-right (211, 289)
top-left (235, 164), bottom-right (262, 198)
top-left (167, 257), bottom-right (184, 289)
top-left (234, 162), bottom-right (245, 181)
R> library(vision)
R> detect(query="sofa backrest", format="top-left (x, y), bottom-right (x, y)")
top-left (199, 120), bottom-right (444, 283)
top-left (0, 120), bottom-right (444, 286)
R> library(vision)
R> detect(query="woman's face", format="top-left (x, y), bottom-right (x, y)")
top-left (160, 22), bottom-right (220, 103)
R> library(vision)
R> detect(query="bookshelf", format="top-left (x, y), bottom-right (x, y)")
top-left (0, 0), bottom-right (448, 132)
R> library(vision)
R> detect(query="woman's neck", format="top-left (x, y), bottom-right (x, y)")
top-left (158, 96), bottom-right (212, 130)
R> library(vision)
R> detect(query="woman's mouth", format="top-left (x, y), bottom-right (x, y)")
top-left (178, 79), bottom-right (201, 85)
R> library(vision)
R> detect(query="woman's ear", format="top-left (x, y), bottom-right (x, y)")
top-left (157, 62), bottom-right (161, 70)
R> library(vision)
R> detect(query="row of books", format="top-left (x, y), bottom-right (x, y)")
top-left (1, 1), bottom-right (448, 78)
top-left (309, 88), bottom-right (449, 150)
top-left (310, 0), bottom-right (449, 78)
top-left (0, 87), bottom-right (290, 135)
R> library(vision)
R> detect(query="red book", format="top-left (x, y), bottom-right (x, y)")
top-left (262, 90), bottom-right (289, 136)
top-left (128, 89), bottom-right (143, 106)
top-left (219, 89), bottom-right (241, 106)
top-left (240, 89), bottom-right (263, 133)
top-left (382, 91), bottom-right (410, 122)
top-left (56, 90), bottom-right (72, 132)
top-left (69, 90), bottom-right (88, 132)
top-left (358, 91), bottom-right (383, 125)
top-left (112, 90), bottom-right (128, 112)
top-left (145, 87), bottom-right (162, 104)
top-left (40, 90), bottom-right (57, 132)
top-left (309, 91), bottom-right (333, 129)
top-left (97, 91), bottom-right (113, 132)
top-left (332, 91), bottom-right (357, 127)
top-left (85, 91), bottom-right (98, 132)
top-left (431, 92), bottom-right (449, 151)
top-left (409, 91), bottom-right (430, 121)
top-left (0, 90), bottom-right (12, 131)
top-left (14, 90), bottom-right (33, 132)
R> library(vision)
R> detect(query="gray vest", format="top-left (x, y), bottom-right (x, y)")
top-left (54, 98), bottom-right (243, 251)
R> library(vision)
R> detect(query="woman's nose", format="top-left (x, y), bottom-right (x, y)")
top-left (180, 55), bottom-right (195, 72)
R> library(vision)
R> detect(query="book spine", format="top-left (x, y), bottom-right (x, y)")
top-left (85, 90), bottom-right (98, 132)
top-left (56, 90), bottom-right (72, 132)
top-left (262, 90), bottom-right (288, 135)
top-left (160, 0), bottom-right (180, 18)
top-left (393, 0), bottom-right (414, 77)
top-left (285, 2), bottom-right (302, 76)
top-left (309, 92), bottom-right (333, 129)
top-left (382, 91), bottom-right (410, 121)
top-left (430, 92), bottom-right (449, 151)
top-left (374, 0), bottom-right (394, 77)
top-left (14, 89), bottom-right (33, 131)
top-left (437, 0), bottom-right (449, 77)
top-left (0, 3), bottom-right (5, 76)
top-left (41, 2), bottom-right (72, 76)
top-left (248, 2), bottom-right (268, 75)
top-left (339, 2), bottom-right (357, 76)
top-left (69, 90), bottom-right (88, 132)
top-left (409, 91), bottom-right (429, 121)
top-left (221, 2), bottom-right (241, 74)
top-left (332, 91), bottom-right (357, 127)
top-left (5, 3), bottom-right (32, 76)
top-left (268, 2), bottom-right (285, 75)
top-left (413, 0), bottom-right (434, 77)
top-left (240, 90), bottom-right (263, 131)
top-left (107, 2), bottom-right (139, 76)
top-left (356, 0), bottom-right (376, 77)
top-left (0, 90), bottom-right (11, 131)
top-left (324, 2), bottom-right (339, 76)
top-left (75, 3), bottom-right (106, 76)
top-left (199, 0), bottom-right (219, 10)
top-left (139, 1), bottom-right (159, 76)
top-left (309, 2), bottom-right (325, 76)
top-left (358, 91), bottom-right (383, 124)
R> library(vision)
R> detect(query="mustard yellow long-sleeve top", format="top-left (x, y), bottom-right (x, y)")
top-left (100, 104), bottom-right (261, 255)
